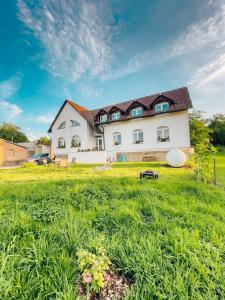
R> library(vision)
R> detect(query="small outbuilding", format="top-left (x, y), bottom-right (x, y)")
top-left (0, 139), bottom-right (28, 167)
top-left (17, 141), bottom-right (51, 158)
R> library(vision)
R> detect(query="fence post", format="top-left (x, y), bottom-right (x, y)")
top-left (213, 159), bottom-right (217, 185)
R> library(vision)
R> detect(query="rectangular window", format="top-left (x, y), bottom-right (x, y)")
top-left (155, 102), bottom-right (169, 112)
top-left (131, 107), bottom-right (143, 117)
top-left (99, 114), bottom-right (107, 123)
top-left (113, 133), bottom-right (122, 145)
top-left (133, 130), bottom-right (144, 143)
top-left (111, 112), bottom-right (121, 121)
top-left (157, 127), bottom-right (170, 142)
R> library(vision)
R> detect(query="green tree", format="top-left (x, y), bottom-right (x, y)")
top-left (37, 136), bottom-right (51, 145)
top-left (189, 110), bottom-right (211, 147)
top-left (209, 114), bottom-right (225, 146)
top-left (0, 123), bottom-right (28, 143)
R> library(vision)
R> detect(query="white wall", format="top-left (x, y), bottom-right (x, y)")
top-left (51, 105), bottom-right (191, 163)
top-left (103, 110), bottom-right (190, 153)
top-left (68, 151), bottom-right (107, 163)
top-left (51, 103), bottom-right (95, 157)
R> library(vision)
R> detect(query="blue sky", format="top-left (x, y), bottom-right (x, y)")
top-left (0, 0), bottom-right (225, 140)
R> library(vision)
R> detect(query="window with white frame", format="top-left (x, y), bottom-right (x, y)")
top-left (70, 120), bottom-right (80, 127)
top-left (58, 137), bottom-right (66, 148)
top-left (155, 102), bottom-right (169, 113)
top-left (99, 114), bottom-right (107, 123)
top-left (157, 126), bottom-right (170, 142)
top-left (58, 121), bottom-right (66, 129)
top-left (111, 111), bottom-right (121, 121)
top-left (133, 129), bottom-right (144, 143)
top-left (71, 135), bottom-right (81, 148)
top-left (113, 132), bottom-right (122, 145)
top-left (131, 107), bottom-right (143, 117)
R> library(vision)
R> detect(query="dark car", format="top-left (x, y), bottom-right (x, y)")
top-left (28, 153), bottom-right (52, 165)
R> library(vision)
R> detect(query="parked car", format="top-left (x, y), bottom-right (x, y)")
top-left (28, 153), bottom-right (52, 165)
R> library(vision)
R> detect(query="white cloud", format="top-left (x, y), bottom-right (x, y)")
top-left (188, 53), bottom-right (225, 88)
top-left (78, 82), bottom-right (102, 98)
top-left (0, 101), bottom-right (23, 119)
top-left (0, 74), bottom-right (21, 98)
top-left (36, 114), bottom-right (54, 124)
top-left (17, 0), bottom-right (116, 82)
top-left (106, 0), bottom-right (225, 80)
top-left (169, 1), bottom-right (225, 56)
top-left (103, 50), bottom-right (155, 80)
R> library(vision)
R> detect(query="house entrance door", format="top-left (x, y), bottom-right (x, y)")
top-left (96, 137), bottom-right (103, 150)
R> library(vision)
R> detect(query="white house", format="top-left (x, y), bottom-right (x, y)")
top-left (48, 87), bottom-right (193, 163)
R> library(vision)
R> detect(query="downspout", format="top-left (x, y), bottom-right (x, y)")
top-left (48, 132), bottom-right (53, 158)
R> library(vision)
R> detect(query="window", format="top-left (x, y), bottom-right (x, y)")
top-left (131, 107), bottom-right (143, 117)
top-left (58, 137), bottom-right (66, 148)
top-left (111, 111), bottom-right (121, 121)
top-left (9, 149), bottom-right (15, 157)
top-left (99, 114), bottom-right (107, 123)
top-left (133, 129), bottom-right (144, 143)
top-left (71, 135), bottom-right (81, 148)
top-left (71, 120), bottom-right (80, 127)
top-left (113, 132), bottom-right (122, 145)
top-left (157, 126), bottom-right (170, 142)
top-left (58, 121), bottom-right (66, 129)
top-left (155, 102), bottom-right (169, 113)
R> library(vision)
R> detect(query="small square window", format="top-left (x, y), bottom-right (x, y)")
top-left (155, 102), bottom-right (169, 112)
top-left (131, 107), bottom-right (143, 117)
top-left (111, 112), bottom-right (121, 120)
top-left (99, 114), bottom-right (107, 123)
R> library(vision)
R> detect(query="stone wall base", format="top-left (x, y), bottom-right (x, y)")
top-left (116, 148), bottom-right (194, 162)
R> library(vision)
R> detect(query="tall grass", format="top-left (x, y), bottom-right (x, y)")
top-left (0, 162), bottom-right (225, 299)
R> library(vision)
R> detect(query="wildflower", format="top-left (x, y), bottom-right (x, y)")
top-left (83, 273), bottom-right (92, 283)
top-left (104, 273), bottom-right (111, 282)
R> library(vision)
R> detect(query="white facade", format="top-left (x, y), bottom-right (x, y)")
top-left (51, 102), bottom-right (191, 163)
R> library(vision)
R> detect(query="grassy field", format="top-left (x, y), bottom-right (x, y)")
top-left (0, 158), bottom-right (225, 299)
top-left (215, 148), bottom-right (225, 186)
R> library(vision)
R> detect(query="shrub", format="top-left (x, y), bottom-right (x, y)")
top-left (77, 245), bottom-right (111, 294)
top-left (192, 142), bottom-right (215, 183)
top-left (22, 162), bottom-right (35, 168)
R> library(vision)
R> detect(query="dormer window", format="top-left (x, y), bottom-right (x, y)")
top-left (131, 107), bottom-right (143, 117)
top-left (58, 121), bottom-right (66, 129)
top-left (155, 102), bottom-right (169, 113)
top-left (71, 120), bottom-right (80, 127)
top-left (111, 111), bottom-right (121, 121)
top-left (99, 114), bottom-right (107, 123)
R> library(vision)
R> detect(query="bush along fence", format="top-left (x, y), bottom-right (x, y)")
top-left (192, 142), bottom-right (224, 190)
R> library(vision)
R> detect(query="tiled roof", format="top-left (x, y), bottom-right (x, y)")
top-left (48, 87), bottom-right (192, 132)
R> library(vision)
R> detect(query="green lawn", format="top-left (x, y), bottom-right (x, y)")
top-left (0, 159), bottom-right (225, 299)
top-left (215, 148), bottom-right (225, 187)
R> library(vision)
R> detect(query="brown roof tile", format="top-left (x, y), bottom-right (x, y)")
top-left (48, 87), bottom-right (192, 132)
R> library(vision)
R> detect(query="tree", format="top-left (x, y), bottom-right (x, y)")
top-left (37, 136), bottom-right (51, 145)
top-left (0, 123), bottom-right (28, 143)
top-left (189, 110), bottom-right (211, 147)
top-left (208, 114), bottom-right (225, 146)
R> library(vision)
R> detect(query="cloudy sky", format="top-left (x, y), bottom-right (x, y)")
top-left (0, 0), bottom-right (225, 140)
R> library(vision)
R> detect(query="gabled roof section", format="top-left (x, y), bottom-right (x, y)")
top-left (48, 87), bottom-right (193, 132)
top-left (48, 100), bottom-right (93, 133)
top-left (0, 138), bottom-right (28, 149)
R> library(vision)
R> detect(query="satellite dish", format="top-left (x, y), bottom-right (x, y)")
top-left (166, 149), bottom-right (186, 167)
